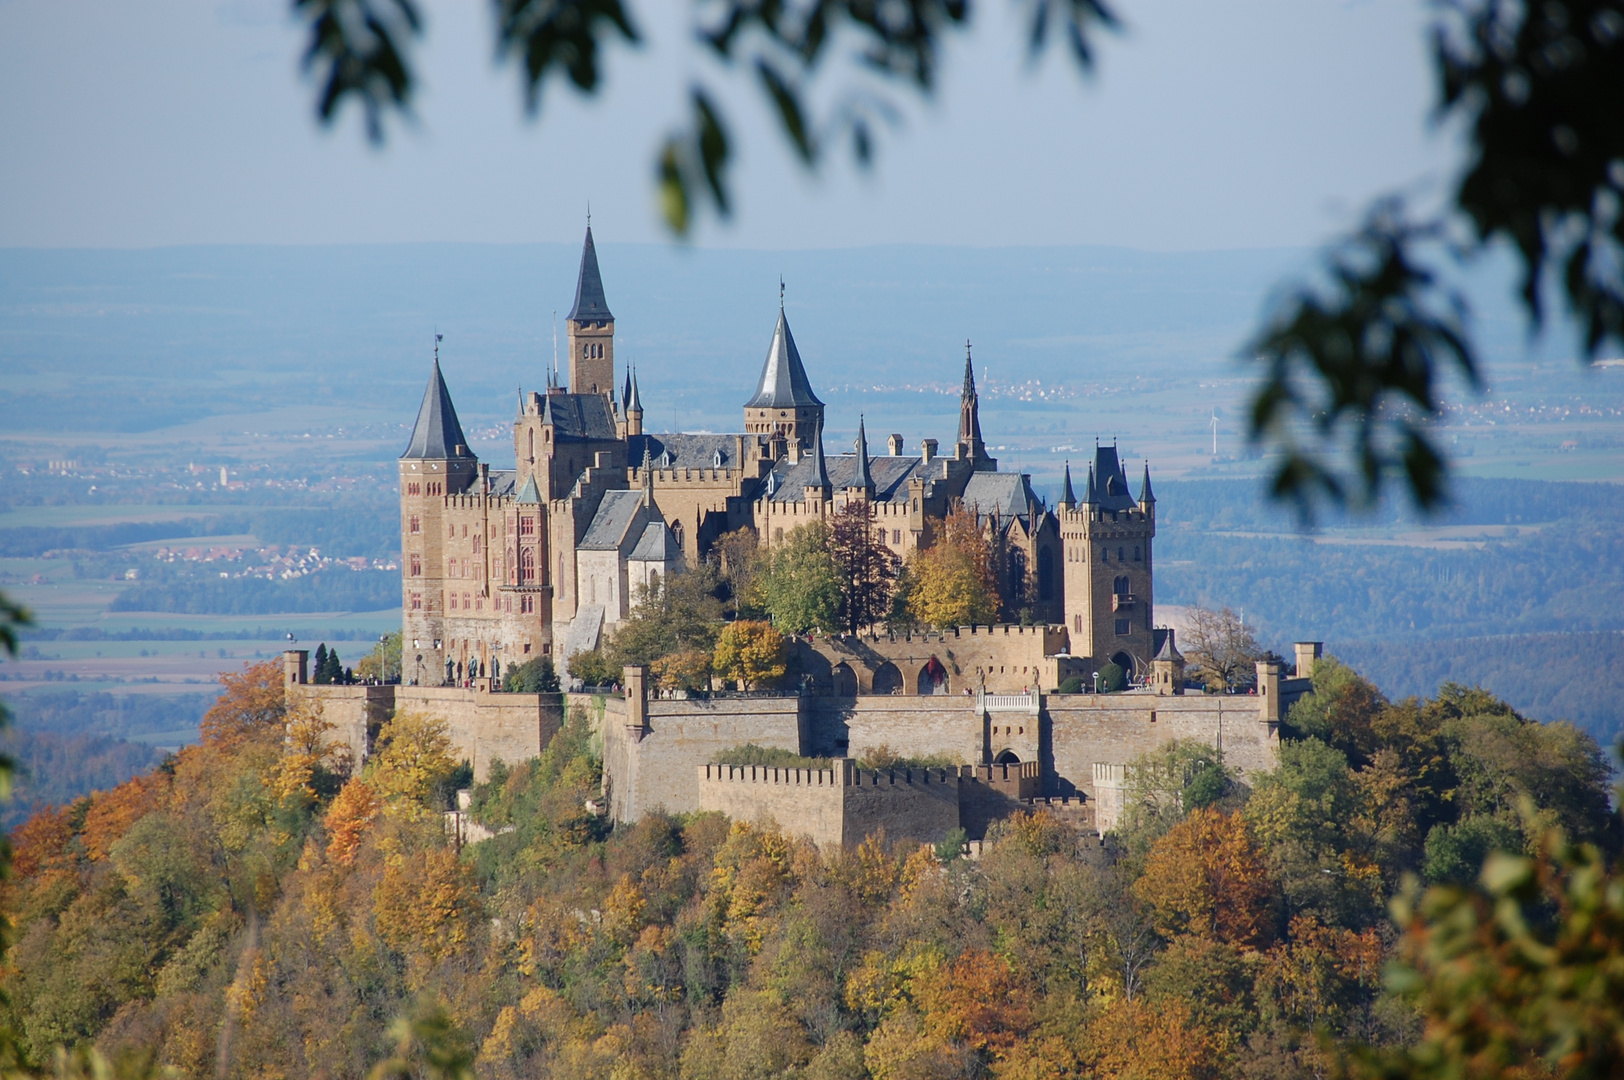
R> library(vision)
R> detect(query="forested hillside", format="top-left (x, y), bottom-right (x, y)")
top-left (1, 659), bottom-right (1619, 1080)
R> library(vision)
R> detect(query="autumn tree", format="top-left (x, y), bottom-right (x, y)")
top-left (610, 563), bottom-right (726, 666)
top-left (713, 620), bottom-right (787, 690)
top-left (367, 710), bottom-right (460, 816)
top-left (713, 526), bottom-right (764, 617)
top-left (1135, 807), bottom-right (1278, 949)
top-left (199, 660), bottom-right (287, 748)
top-left (1181, 606), bottom-right (1266, 693)
top-left (756, 521), bottom-right (840, 634)
top-left (829, 501), bottom-right (897, 635)
top-left (901, 504), bottom-right (997, 630)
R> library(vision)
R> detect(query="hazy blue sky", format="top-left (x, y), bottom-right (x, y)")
top-left (0, 0), bottom-right (1453, 250)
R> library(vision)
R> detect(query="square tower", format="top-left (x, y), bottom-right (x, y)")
top-left (566, 225), bottom-right (615, 396)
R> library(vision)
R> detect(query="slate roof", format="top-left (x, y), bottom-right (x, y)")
top-left (487, 470), bottom-right (518, 498)
top-left (1059, 463), bottom-right (1077, 508)
top-left (961, 471), bottom-right (1040, 522)
top-left (765, 453), bottom-right (930, 503)
top-left (628, 522), bottom-right (682, 562)
top-left (579, 490), bottom-right (646, 550)
top-left (544, 393), bottom-right (619, 441)
top-left (745, 309), bottom-right (824, 409)
top-left (567, 226), bottom-right (613, 323)
top-left (515, 475), bottom-right (543, 504)
top-left (630, 433), bottom-right (748, 470)
top-left (1092, 445), bottom-right (1139, 512)
top-left (401, 359), bottom-right (472, 460)
top-left (1153, 628), bottom-right (1182, 661)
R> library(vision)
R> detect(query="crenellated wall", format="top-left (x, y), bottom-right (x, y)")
top-left (696, 761), bottom-right (962, 849)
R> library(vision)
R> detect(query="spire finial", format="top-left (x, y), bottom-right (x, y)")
top-left (586, 201), bottom-right (591, 228)
top-left (434, 332), bottom-right (442, 364)
top-left (779, 275), bottom-right (785, 309)
top-left (551, 311), bottom-right (558, 387)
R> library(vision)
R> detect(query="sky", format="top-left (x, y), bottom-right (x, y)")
top-left (0, 0), bottom-right (1456, 251)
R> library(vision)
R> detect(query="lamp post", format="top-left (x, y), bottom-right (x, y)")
top-left (378, 634), bottom-right (388, 684)
top-left (1092, 670), bottom-right (1100, 695)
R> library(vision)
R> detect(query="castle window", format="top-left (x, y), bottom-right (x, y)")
top-left (519, 516), bottom-right (535, 536)
top-left (473, 536), bottom-right (481, 555)
top-left (1101, 547), bottom-right (1108, 563)
top-left (503, 596), bottom-right (512, 613)
top-left (1115, 619), bottom-right (1130, 635)
top-left (409, 515), bottom-right (420, 534)
top-left (521, 548), bottom-right (535, 584)
top-left (1134, 546), bottom-right (1141, 561)
top-left (893, 529), bottom-right (902, 544)
top-left (411, 592), bottom-right (422, 610)
top-left (449, 524), bottom-right (455, 539)
top-left (410, 554), bottom-right (421, 576)
top-left (1118, 547), bottom-right (1125, 561)
top-left (463, 592), bottom-right (471, 609)
top-left (1074, 614), bottom-right (1083, 632)
top-left (449, 558), bottom-right (458, 578)
top-left (475, 597), bottom-right (483, 611)
top-left (462, 525), bottom-right (469, 539)
top-left (1114, 575), bottom-right (1130, 597)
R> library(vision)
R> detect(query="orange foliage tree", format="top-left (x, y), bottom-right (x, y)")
top-left (1135, 807), bottom-right (1278, 949)
top-left (200, 660), bottom-right (287, 749)
top-left (325, 776), bottom-right (382, 867)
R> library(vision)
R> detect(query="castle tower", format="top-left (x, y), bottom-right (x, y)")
top-left (399, 344), bottom-right (478, 685)
top-left (957, 342), bottom-right (996, 471)
top-left (804, 417), bottom-right (832, 502)
top-left (1058, 443), bottom-right (1156, 680)
top-left (566, 225), bottom-right (615, 396)
top-left (626, 368), bottom-right (644, 437)
top-left (1058, 462), bottom-right (1077, 510)
top-left (847, 414), bottom-right (874, 500)
top-left (744, 302), bottom-right (825, 452)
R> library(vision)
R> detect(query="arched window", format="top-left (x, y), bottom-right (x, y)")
top-left (1134, 545), bottom-right (1141, 561)
top-left (1113, 575), bottom-right (1131, 597)
top-left (1118, 547), bottom-right (1125, 561)
top-left (520, 548), bottom-right (535, 583)
top-left (527, 430), bottom-right (534, 460)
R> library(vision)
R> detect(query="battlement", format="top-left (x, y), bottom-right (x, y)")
top-left (698, 761), bottom-right (960, 788)
top-left (697, 758), bottom-right (962, 849)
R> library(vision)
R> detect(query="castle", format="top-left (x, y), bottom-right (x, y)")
top-left (289, 228), bottom-right (1325, 849)
top-left (398, 227), bottom-right (1165, 690)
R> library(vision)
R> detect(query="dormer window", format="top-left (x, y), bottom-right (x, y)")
top-left (713, 449), bottom-right (726, 467)
top-left (659, 450), bottom-right (673, 468)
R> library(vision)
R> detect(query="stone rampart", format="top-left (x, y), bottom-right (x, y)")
top-left (604, 692), bottom-right (807, 821)
top-left (790, 624), bottom-right (1066, 697)
top-left (287, 683), bottom-right (394, 768)
top-left (394, 686), bottom-right (563, 780)
top-left (695, 761), bottom-right (962, 849)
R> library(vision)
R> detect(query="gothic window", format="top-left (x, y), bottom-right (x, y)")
top-left (1134, 546), bottom-right (1141, 561)
top-left (473, 536), bottom-right (481, 554)
top-left (713, 449), bottom-right (725, 467)
top-left (528, 430), bottom-right (534, 460)
top-left (463, 592), bottom-right (471, 609)
top-left (503, 596), bottom-right (512, 613)
top-left (1074, 614), bottom-right (1083, 632)
top-left (410, 554), bottom-right (421, 576)
top-left (1114, 575), bottom-right (1131, 597)
top-left (475, 596), bottom-right (483, 611)
top-left (519, 516), bottom-right (535, 536)
top-left (409, 515), bottom-right (420, 534)
top-left (671, 521), bottom-right (684, 548)
top-left (449, 558), bottom-right (458, 578)
top-left (520, 548), bottom-right (535, 584)
top-left (411, 592), bottom-right (422, 610)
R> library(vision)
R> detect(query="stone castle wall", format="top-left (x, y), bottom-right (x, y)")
top-left (696, 762), bottom-right (962, 850)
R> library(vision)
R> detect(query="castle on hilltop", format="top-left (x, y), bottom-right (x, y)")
top-left (398, 226), bottom-right (1160, 691)
top-left (287, 228), bottom-right (1326, 850)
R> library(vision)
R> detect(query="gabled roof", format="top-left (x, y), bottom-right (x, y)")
top-left (629, 522), bottom-right (682, 562)
top-left (764, 453), bottom-right (930, 504)
top-left (745, 309), bottom-right (825, 409)
top-left (579, 490), bottom-right (647, 550)
top-left (401, 358), bottom-right (473, 460)
top-left (629, 433), bottom-right (748, 470)
top-left (1092, 444), bottom-right (1138, 512)
top-left (487, 470), bottom-right (518, 498)
top-left (544, 393), bottom-right (619, 441)
top-left (961, 471), bottom-right (1039, 523)
top-left (567, 226), bottom-right (613, 323)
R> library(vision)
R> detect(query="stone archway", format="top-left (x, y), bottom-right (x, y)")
top-left (872, 662), bottom-right (903, 695)
top-left (917, 655), bottom-right (949, 696)
top-left (993, 749), bottom-right (1021, 765)
top-left (832, 662), bottom-right (858, 697)
top-left (1110, 650), bottom-right (1136, 682)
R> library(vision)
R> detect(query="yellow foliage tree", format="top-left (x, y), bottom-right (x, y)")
top-left (367, 710), bottom-right (459, 816)
top-left (904, 505), bottom-right (998, 629)
top-left (273, 699), bottom-right (339, 803)
top-left (712, 620), bottom-right (787, 690)
top-left (373, 845), bottom-right (481, 967)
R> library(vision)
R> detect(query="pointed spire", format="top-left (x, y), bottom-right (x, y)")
top-left (962, 339), bottom-right (976, 397)
top-left (517, 385), bottom-right (525, 416)
top-left (401, 342), bottom-right (471, 460)
top-left (808, 417), bottom-right (830, 493)
top-left (851, 415), bottom-right (874, 491)
top-left (1083, 464), bottom-right (1098, 506)
top-left (1060, 461), bottom-right (1077, 509)
top-left (745, 307), bottom-right (825, 409)
top-left (541, 392), bottom-right (556, 426)
top-left (550, 310), bottom-right (559, 387)
top-left (567, 226), bottom-right (614, 323)
top-left (619, 366), bottom-right (632, 415)
top-left (515, 474), bottom-right (543, 504)
top-left (1139, 461), bottom-right (1156, 505)
top-left (958, 339), bottom-right (985, 451)
top-left (628, 367), bottom-right (643, 413)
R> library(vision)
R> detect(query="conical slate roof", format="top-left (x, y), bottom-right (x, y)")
top-left (515, 474), bottom-right (543, 504)
top-left (851, 415), bottom-right (873, 490)
top-left (401, 358), bottom-right (472, 460)
top-left (807, 418), bottom-right (830, 491)
top-left (1060, 462), bottom-right (1077, 508)
top-left (1139, 461), bottom-right (1156, 504)
top-left (567, 226), bottom-right (614, 323)
top-left (745, 309), bottom-right (824, 409)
